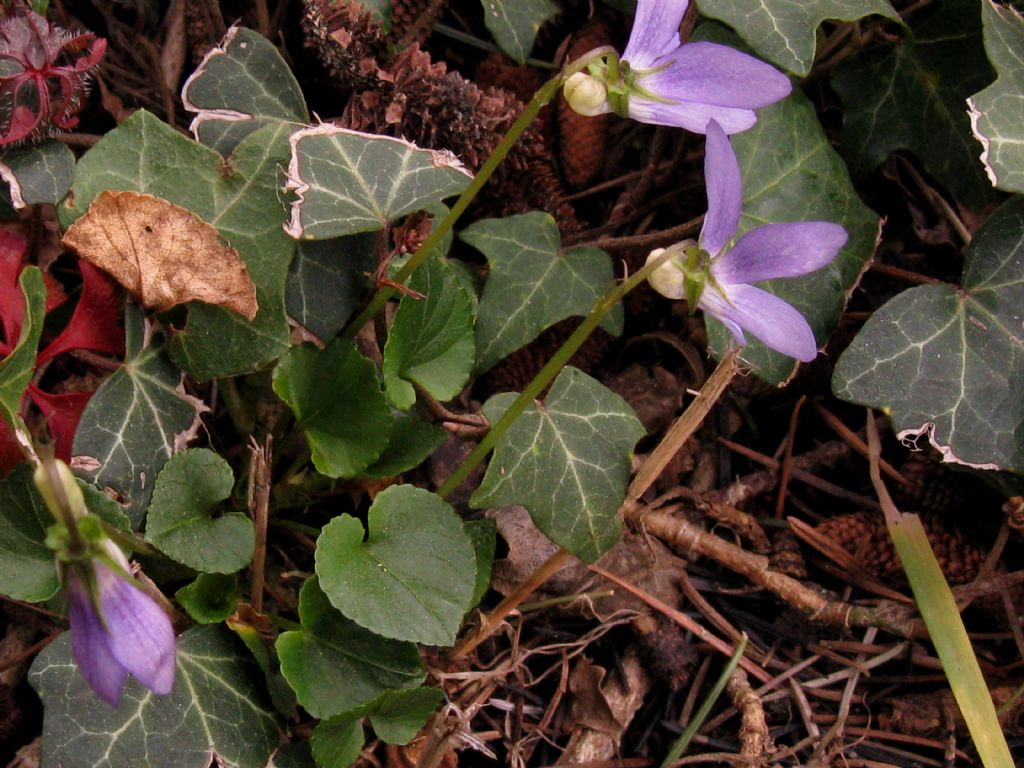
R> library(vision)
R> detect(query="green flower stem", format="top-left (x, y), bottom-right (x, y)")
top-left (437, 249), bottom-right (672, 501)
top-left (342, 46), bottom-right (617, 339)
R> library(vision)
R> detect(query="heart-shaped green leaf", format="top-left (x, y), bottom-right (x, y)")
top-left (834, 195), bottom-right (1024, 474)
top-left (73, 307), bottom-right (203, 525)
top-left (967, 0), bottom-right (1024, 194)
top-left (182, 26), bottom-right (308, 155)
top-left (482, 0), bottom-right (557, 64)
top-left (471, 367), bottom-right (644, 562)
top-left (30, 626), bottom-right (280, 768)
top-left (704, 85), bottom-right (881, 383)
top-left (284, 126), bottom-right (472, 240)
top-left (311, 717), bottom-right (364, 768)
top-left (831, 0), bottom-right (997, 210)
top-left (273, 338), bottom-right (392, 478)
top-left (0, 140), bottom-right (75, 209)
top-left (383, 257), bottom-right (475, 409)
top-left (313, 686), bottom-right (443, 765)
top-left (460, 212), bottom-right (622, 374)
top-left (695, 0), bottom-right (898, 75)
top-left (60, 110), bottom-right (294, 379)
top-left (276, 578), bottom-right (426, 719)
top-left (315, 485), bottom-right (477, 646)
top-left (146, 449), bottom-right (254, 573)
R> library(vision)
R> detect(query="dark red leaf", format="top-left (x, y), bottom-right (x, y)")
top-left (37, 261), bottom-right (124, 365)
top-left (28, 385), bottom-right (92, 462)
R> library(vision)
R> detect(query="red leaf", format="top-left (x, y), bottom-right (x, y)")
top-left (0, 242), bottom-right (123, 475)
top-left (0, 229), bottom-right (28, 354)
top-left (37, 261), bottom-right (124, 365)
top-left (28, 385), bottom-right (92, 462)
top-left (0, 230), bottom-right (66, 355)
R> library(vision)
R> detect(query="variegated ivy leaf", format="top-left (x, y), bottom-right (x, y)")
top-left (968, 0), bottom-right (1024, 194)
top-left (0, 140), bottom-right (74, 209)
top-left (832, 0), bottom-right (998, 210)
top-left (284, 126), bottom-right (471, 240)
top-left (482, 0), bottom-right (558, 64)
top-left (31, 626), bottom-right (280, 768)
top-left (834, 195), bottom-right (1024, 474)
top-left (182, 26), bottom-right (308, 155)
top-left (695, 0), bottom-right (898, 75)
top-left (471, 367), bottom-right (644, 562)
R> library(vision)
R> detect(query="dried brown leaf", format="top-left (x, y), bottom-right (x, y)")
top-left (62, 190), bottom-right (258, 320)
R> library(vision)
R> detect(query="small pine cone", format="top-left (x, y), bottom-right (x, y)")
top-left (557, 16), bottom-right (617, 189)
top-left (769, 528), bottom-right (808, 578)
top-left (303, 0), bottom-right (581, 232)
top-left (891, 450), bottom-right (969, 515)
top-left (301, 0), bottom-right (389, 92)
top-left (633, 614), bottom-right (695, 691)
top-left (815, 511), bottom-right (985, 585)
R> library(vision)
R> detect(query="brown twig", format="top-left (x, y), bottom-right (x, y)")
top-left (247, 435), bottom-right (272, 614)
top-left (774, 395), bottom-right (807, 518)
top-left (587, 563), bottom-right (773, 684)
top-left (716, 438), bottom-right (882, 511)
top-left (451, 548), bottom-right (576, 661)
top-left (630, 505), bottom-right (924, 639)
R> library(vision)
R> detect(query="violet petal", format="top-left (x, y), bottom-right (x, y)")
top-left (700, 283), bottom-right (819, 362)
top-left (622, 0), bottom-right (689, 69)
top-left (700, 119), bottom-right (743, 256)
top-left (641, 42), bottom-right (792, 109)
top-left (627, 97), bottom-right (757, 134)
top-left (97, 563), bottom-right (176, 696)
top-left (67, 571), bottom-right (127, 707)
top-left (714, 222), bottom-right (848, 284)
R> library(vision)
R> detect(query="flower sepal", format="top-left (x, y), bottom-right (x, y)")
top-left (645, 240), bottom-right (713, 313)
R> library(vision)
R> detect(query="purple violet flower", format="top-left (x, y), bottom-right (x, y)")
top-left (563, 0), bottom-right (792, 133)
top-left (647, 119), bottom-right (848, 362)
top-left (64, 542), bottom-right (176, 706)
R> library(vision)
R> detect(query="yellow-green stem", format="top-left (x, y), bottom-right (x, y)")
top-left (437, 249), bottom-right (671, 500)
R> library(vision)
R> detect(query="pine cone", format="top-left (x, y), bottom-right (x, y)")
top-left (557, 15), bottom-right (616, 189)
top-left (815, 511), bottom-right (984, 585)
top-left (302, 0), bottom-right (580, 231)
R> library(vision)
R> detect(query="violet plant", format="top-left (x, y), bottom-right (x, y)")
top-left (563, 0), bottom-right (791, 134)
top-left (35, 457), bottom-right (175, 707)
top-left (645, 119), bottom-right (848, 362)
top-left (0, 1), bottom-right (1019, 767)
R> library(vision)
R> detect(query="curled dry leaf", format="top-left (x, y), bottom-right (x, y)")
top-left (61, 190), bottom-right (258, 320)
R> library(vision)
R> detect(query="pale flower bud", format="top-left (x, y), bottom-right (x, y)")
top-left (563, 72), bottom-right (609, 117)
top-left (645, 248), bottom-right (686, 299)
